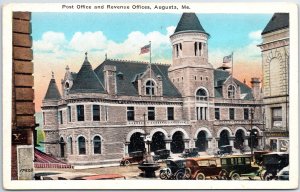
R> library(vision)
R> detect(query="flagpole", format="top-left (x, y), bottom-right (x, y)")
top-left (231, 52), bottom-right (234, 102)
top-left (149, 41), bottom-right (152, 99)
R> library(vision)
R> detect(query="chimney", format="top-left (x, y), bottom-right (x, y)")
top-left (103, 65), bottom-right (117, 95)
top-left (251, 77), bottom-right (261, 100)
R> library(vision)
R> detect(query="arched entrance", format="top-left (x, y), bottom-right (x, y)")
top-left (128, 132), bottom-right (145, 153)
top-left (195, 131), bottom-right (207, 151)
top-left (171, 131), bottom-right (185, 153)
top-left (234, 130), bottom-right (245, 149)
top-left (248, 129), bottom-right (259, 149)
top-left (218, 130), bottom-right (230, 148)
top-left (59, 137), bottom-right (65, 158)
top-left (150, 131), bottom-right (166, 152)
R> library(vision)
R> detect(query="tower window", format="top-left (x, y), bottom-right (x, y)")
top-left (59, 111), bottom-right (63, 124)
top-left (194, 42), bottom-right (202, 56)
top-left (127, 107), bottom-right (135, 121)
top-left (244, 108), bottom-right (249, 120)
top-left (68, 106), bottom-right (71, 122)
top-left (228, 85), bottom-right (236, 99)
top-left (78, 136), bottom-right (86, 155)
top-left (196, 88), bottom-right (208, 101)
top-left (196, 107), bottom-right (207, 120)
top-left (229, 108), bottom-right (235, 120)
top-left (167, 107), bottom-right (174, 120)
top-left (145, 80), bottom-right (155, 96)
top-left (77, 105), bottom-right (84, 121)
top-left (194, 76), bottom-right (197, 80)
top-left (215, 108), bottom-right (220, 120)
top-left (93, 105), bottom-right (100, 121)
top-left (148, 107), bottom-right (155, 120)
top-left (206, 77), bottom-right (208, 81)
top-left (93, 136), bottom-right (101, 154)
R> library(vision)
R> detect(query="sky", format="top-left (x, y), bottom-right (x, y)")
top-left (32, 13), bottom-right (273, 112)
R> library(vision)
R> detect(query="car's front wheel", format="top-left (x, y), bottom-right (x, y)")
top-left (195, 172), bottom-right (206, 180)
top-left (231, 172), bottom-right (240, 180)
top-left (124, 160), bottom-right (130, 166)
top-left (175, 171), bottom-right (185, 180)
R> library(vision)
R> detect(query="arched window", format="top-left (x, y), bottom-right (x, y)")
top-left (93, 136), bottom-right (101, 154)
top-left (146, 80), bottom-right (155, 96)
top-left (78, 136), bottom-right (86, 155)
top-left (196, 88), bottom-right (208, 101)
top-left (228, 85), bottom-right (236, 99)
top-left (68, 137), bottom-right (73, 155)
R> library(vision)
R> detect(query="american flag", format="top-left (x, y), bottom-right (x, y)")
top-left (140, 44), bottom-right (150, 55)
top-left (223, 54), bottom-right (232, 63)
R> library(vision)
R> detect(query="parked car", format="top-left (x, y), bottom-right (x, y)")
top-left (180, 148), bottom-right (199, 158)
top-left (219, 155), bottom-right (260, 180)
top-left (185, 157), bottom-right (222, 180)
top-left (120, 151), bottom-right (144, 166)
top-left (276, 166), bottom-right (289, 180)
top-left (254, 151), bottom-right (270, 166)
top-left (159, 159), bottom-right (188, 180)
top-left (216, 145), bottom-right (233, 156)
top-left (153, 149), bottom-right (170, 161)
top-left (260, 152), bottom-right (289, 180)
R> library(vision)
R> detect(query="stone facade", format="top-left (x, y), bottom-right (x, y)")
top-left (42, 13), bottom-right (264, 167)
top-left (258, 13), bottom-right (289, 152)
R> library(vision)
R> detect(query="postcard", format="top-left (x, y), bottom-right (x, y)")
top-left (2, 2), bottom-right (298, 190)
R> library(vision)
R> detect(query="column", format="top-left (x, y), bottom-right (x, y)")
top-left (184, 139), bottom-right (190, 149)
top-left (125, 142), bottom-right (130, 155)
top-left (165, 139), bottom-right (172, 153)
top-left (229, 137), bottom-right (234, 147)
top-left (243, 137), bottom-right (250, 151)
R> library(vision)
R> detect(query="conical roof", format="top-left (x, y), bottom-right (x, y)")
top-left (262, 13), bottom-right (289, 35)
top-left (44, 72), bottom-right (61, 100)
top-left (69, 53), bottom-right (105, 93)
top-left (174, 13), bottom-right (208, 35)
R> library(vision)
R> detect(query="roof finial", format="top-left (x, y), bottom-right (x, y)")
top-left (85, 52), bottom-right (88, 61)
top-left (65, 65), bottom-right (70, 71)
top-left (243, 79), bottom-right (246, 84)
top-left (51, 71), bottom-right (54, 79)
top-left (105, 53), bottom-right (107, 60)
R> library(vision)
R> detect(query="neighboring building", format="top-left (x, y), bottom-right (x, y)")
top-left (42, 13), bottom-right (264, 167)
top-left (258, 13), bottom-right (289, 152)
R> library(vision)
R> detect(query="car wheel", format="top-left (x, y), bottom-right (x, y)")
top-left (195, 172), bottom-right (206, 180)
top-left (184, 168), bottom-right (191, 179)
top-left (124, 160), bottom-right (130, 166)
top-left (259, 169), bottom-right (266, 180)
top-left (218, 170), bottom-right (228, 180)
top-left (159, 171), bottom-right (168, 180)
top-left (231, 172), bottom-right (240, 180)
top-left (175, 171), bottom-right (185, 180)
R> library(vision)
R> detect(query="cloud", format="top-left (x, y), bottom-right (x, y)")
top-left (33, 31), bottom-right (67, 53)
top-left (249, 30), bottom-right (262, 41)
top-left (69, 31), bottom-right (108, 51)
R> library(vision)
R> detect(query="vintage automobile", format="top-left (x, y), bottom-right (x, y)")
top-left (276, 166), bottom-right (289, 180)
top-left (253, 151), bottom-right (270, 165)
top-left (180, 148), bottom-right (199, 158)
top-left (120, 151), bottom-right (144, 166)
top-left (260, 152), bottom-right (289, 180)
top-left (185, 157), bottom-right (222, 180)
top-left (159, 159), bottom-right (189, 180)
top-left (153, 149), bottom-right (170, 161)
top-left (219, 155), bottom-right (260, 180)
top-left (216, 145), bottom-right (233, 157)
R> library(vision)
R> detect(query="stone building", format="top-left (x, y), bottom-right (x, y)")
top-left (258, 13), bottom-right (289, 152)
top-left (42, 13), bottom-right (264, 167)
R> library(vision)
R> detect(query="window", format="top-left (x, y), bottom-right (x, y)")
top-left (229, 108), bottom-right (235, 120)
top-left (78, 136), bottom-right (86, 155)
top-left (68, 106), bottom-right (71, 122)
top-left (104, 106), bottom-right (108, 121)
top-left (194, 42), bottom-right (202, 56)
top-left (272, 107), bottom-right (282, 127)
top-left (59, 111), bottom-right (63, 124)
top-left (146, 80), bottom-right (155, 96)
top-left (93, 105), bottom-right (100, 121)
top-left (43, 112), bottom-right (45, 125)
top-left (228, 85), bottom-right (236, 99)
top-left (167, 107), bottom-right (174, 120)
top-left (196, 88), bottom-right (208, 101)
top-left (244, 108), bottom-right (249, 120)
top-left (196, 107), bottom-right (207, 120)
top-left (77, 105), bottom-right (84, 121)
top-left (215, 108), bottom-right (220, 120)
top-left (127, 107), bottom-right (135, 121)
top-left (148, 107), bottom-right (155, 120)
top-left (68, 137), bottom-right (73, 155)
top-left (93, 136), bottom-right (101, 154)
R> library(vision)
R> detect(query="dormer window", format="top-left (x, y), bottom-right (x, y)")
top-left (196, 88), bottom-right (208, 101)
top-left (146, 80), bottom-right (155, 96)
top-left (228, 85), bottom-right (236, 99)
top-left (65, 82), bottom-right (69, 89)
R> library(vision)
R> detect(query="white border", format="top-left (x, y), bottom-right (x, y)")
top-left (2, 2), bottom-right (298, 190)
